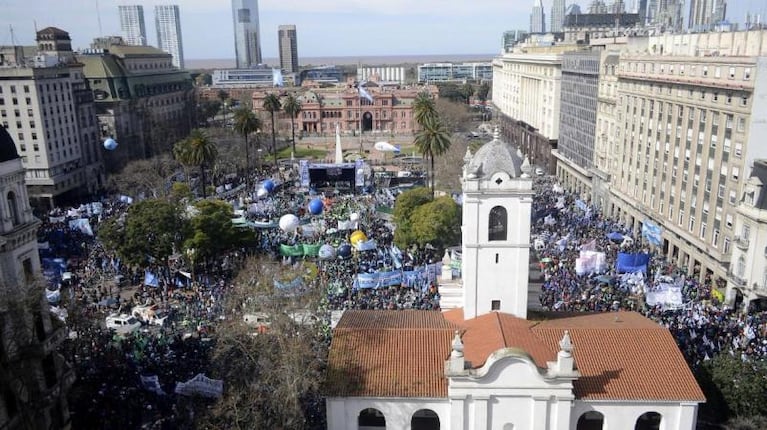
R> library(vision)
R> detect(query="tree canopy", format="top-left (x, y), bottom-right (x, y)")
top-left (697, 353), bottom-right (767, 422)
top-left (393, 188), bottom-right (460, 250)
top-left (414, 115), bottom-right (452, 197)
top-left (184, 199), bottom-right (252, 261)
top-left (98, 199), bottom-right (188, 268)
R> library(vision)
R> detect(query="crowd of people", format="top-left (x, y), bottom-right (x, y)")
top-left (530, 176), bottom-right (767, 367)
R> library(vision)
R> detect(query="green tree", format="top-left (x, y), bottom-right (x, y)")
top-left (197, 100), bottom-right (222, 124)
top-left (477, 81), bottom-right (491, 103)
top-left (99, 199), bottom-right (188, 268)
top-left (698, 353), bottom-right (767, 422)
top-left (232, 107), bottom-right (261, 189)
top-left (184, 199), bottom-right (251, 263)
top-left (414, 115), bottom-right (452, 197)
top-left (263, 93), bottom-right (282, 168)
top-left (459, 82), bottom-right (474, 104)
top-left (282, 93), bottom-right (302, 159)
top-left (413, 91), bottom-right (437, 127)
top-left (726, 416), bottom-right (767, 430)
top-left (393, 187), bottom-right (433, 248)
top-left (173, 129), bottom-right (218, 199)
top-left (409, 196), bottom-right (461, 251)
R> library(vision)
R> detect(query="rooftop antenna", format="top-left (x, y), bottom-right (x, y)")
top-left (9, 25), bottom-right (18, 45)
top-left (96, 0), bottom-right (103, 36)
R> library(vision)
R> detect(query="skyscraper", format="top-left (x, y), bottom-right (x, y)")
top-left (689, 0), bottom-right (727, 30)
top-left (155, 5), bottom-right (185, 69)
top-left (118, 5), bottom-right (147, 46)
top-left (231, 0), bottom-right (262, 68)
top-left (551, 0), bottom-right (567, 33)
top-left (531, 0), bottom-right (546, 33)
top-left (278, 25), bottom-right (299, 74)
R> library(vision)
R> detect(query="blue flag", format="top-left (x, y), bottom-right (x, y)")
top-left (144, 270), bottom-right (159, 287)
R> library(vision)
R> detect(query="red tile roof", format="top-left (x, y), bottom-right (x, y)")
top-left (326, 309), bottom-right (705, 402)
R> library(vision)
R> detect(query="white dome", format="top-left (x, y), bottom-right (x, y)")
top-left (466, 129), bottom-right (524, 179)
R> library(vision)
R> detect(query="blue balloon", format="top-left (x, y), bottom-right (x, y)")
top-left (103, 138), bottom-right (118, 151)
top-left (308, 198), bottom-right (324, 215)
top-left (337, 243), bottom-right (352, 259)
top-left (263, 179), bottom-right (275, 192)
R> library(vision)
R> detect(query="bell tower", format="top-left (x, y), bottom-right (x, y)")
top-left (461, 129), bottom-right (533, 319)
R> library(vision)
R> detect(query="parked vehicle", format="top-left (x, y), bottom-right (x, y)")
top-left (131, 305), bottom-right (170, 326)
top-left (105, 314), bottom-right (142, 335)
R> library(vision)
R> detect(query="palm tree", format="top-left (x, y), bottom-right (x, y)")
top-left (262, 93), bottom-right (282, 168)
top-left (217, 90), bottom-right (230, 125)
top-left (282, 93), bottom-right (302, 159)
top-left (173, 129), bottom-right (218, 199)
top-left (414, 115), bottom-right (451, 198)
top-left (232, 107), bottom-right (261, 189)
top-left (413, 91), bottom-right (437, 127)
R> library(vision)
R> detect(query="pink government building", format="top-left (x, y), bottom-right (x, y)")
top-left (250, 81), bottom-right (439, 137)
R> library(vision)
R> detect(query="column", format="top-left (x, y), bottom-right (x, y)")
top-left (531, 396), bottom-right (550, 430)
top-left (473, 396), bottom-right (489, 430)
top-left (449, 396), bottom-right (466, 430)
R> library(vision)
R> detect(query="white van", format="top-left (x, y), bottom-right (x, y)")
top-left (105, 314), bottom-right (142, 335)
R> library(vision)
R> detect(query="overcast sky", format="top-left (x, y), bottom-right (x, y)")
top-left (0, 0), bottom-right (762, 59)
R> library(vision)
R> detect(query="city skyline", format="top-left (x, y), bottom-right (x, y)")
top-left (0, 0), bottom-right (762, 60)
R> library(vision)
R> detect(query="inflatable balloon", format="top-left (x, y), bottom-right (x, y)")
top-left (279, 214), bottom-right (300, 233)
top-left (337, 243), bottom-right (352, 259)
top-left (318, 244), bottom-right (336, 260)
top-left (350, 230), bottom-right (367, 246)
top-left (262, 179), bottom-right (275, 193)
top-left (308, 198), bottom-right (324, 215)
top-left (350, 212), bottom-right (360, 222)
top-left (103, 138), bottom-right (118, 150)
top-left (256, 188), bottom-right (268, 198)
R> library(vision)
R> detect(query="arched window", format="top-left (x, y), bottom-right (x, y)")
top-left (411, 409), bottom-right (440, 430)
top-left (358, 408), bottom-right (386, 429)
top-left (737, 256), bottom-right (746, 277)
top-left (7, 191), bottom-right (20, 226)
top-left (635, 412), bottom-right (662, 430)
top-left (489, 206), bottom-right (507, 241)
top-left (577, 411), bottom-right (605, 430)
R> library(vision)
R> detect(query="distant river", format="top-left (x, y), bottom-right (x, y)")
top-left (186, 53), bottom-right (497, 70)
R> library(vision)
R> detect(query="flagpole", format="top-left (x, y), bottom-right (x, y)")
top-left (358, 88), bottom-right (363, 156)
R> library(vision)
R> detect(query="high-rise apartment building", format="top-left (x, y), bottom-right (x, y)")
top-left (155, 5), bottom-right (185, 69)
top-left (118, 5), bottom-right (147, 46)
top-left (232, 0), bottom-right (262, 68)
top-left (555, 50), bottom-right (601, 196)
top-left (0, 27), bottom-right (104, 209)
top-left (531, 0), bottom-right (546, 33)
top-left (278, 25), bottom-right (298, 74)
top-left (550, 0), bottom-right (567, 33)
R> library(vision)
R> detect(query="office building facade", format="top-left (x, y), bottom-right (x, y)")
top-left (278, 25), bottom-right (298, 74)
top-left (357, 66), bottom-right (406, 84)
top-left (554, 50), bottom-right (601, 199)
top-left (0, 28), bottom-right (104, 209)
top-left (232, 0), bottom-right (262, 68)
top-left (118, 5), bottom-right (147, 46)
top-left (154, 5), bottom-right (185, 69)
top-left (531, 0), bottom-right (546, 33)
top-left (417, 63), bottom-right (492, 83)
top-left (606, 31), bottom-right (767, 288)
top-left (688, 0), bottom-right (727, 31)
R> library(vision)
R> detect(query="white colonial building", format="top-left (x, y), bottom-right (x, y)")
top-left (325, 132), bottom-right (705, 430)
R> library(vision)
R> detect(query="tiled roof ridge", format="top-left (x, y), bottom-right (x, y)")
top-left (334, 327), bottom-right (456, 332)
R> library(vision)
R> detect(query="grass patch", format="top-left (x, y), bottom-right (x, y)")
top-left (274, 146), bottom-right (328, 159)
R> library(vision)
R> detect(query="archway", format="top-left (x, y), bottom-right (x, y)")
top-left (748, 297), bottom-right (767, 312)
top-left (734, 288), bottom-right (744, 310)
top-left (635, 412), bottom-right (662, 430)
top-left (411, 409), bottom-right (440, 430)
top-left (362, 112), bottom-right (373, 132)
top-left (358, 408), bottom-right (386, 429)
top-left (489, 206), bottom-right (508, 241)
top-left (577, 411), bottom-right (604, 430)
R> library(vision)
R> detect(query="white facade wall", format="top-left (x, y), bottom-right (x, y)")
top-left (326, 397), bottom-right (448, 430)
top-left (358, 67), bottom-right (406, 84)
top-left (491, 53), bottom-right (564, 140)
top-left (570, 400), bottom-right (699, 430)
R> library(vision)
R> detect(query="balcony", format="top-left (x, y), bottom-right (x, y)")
top-left (727, 271), bottom-right (748, 287)
top-left (734, 236), bottom-right (750, 251)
